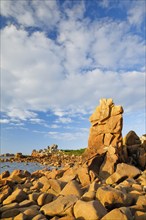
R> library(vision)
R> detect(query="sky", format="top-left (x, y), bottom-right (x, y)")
top-left (0, 0), bottom-right (146, 155)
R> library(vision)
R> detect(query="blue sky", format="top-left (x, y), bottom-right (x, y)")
top-left (0, 0), bottom-right (145, 154)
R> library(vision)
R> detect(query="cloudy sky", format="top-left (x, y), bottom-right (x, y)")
top-left (0, 0), bottom-right (145, 154)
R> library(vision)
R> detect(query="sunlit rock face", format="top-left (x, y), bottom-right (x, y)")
top-left (86, 98), bottom-right (123, 158)
top-left (82, 98), bottom-right (124, 177)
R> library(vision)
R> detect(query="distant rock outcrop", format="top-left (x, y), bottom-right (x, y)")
top-left (31, 144), bottom-right (58, 157)
top-left (15, 153), bottom-right (23, 158)
top-left (48, 144), bottom-right (58, 153)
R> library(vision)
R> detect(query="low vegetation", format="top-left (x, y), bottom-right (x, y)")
top-left (61, 148), bottom-right (86, 156)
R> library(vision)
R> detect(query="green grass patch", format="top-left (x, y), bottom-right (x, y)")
top-left (61, 148), bottom-right (86, 156)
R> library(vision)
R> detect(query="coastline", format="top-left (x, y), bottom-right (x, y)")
top-left (0, 161), bottom-right (146, 220)
top-left (0, 151), bottom-right (82, 169)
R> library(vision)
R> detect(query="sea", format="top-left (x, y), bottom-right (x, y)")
top-left (0, 157), bottom-right (55, 174)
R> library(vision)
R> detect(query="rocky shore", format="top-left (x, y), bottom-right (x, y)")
top-left (0, 162), bottom-right (146, 220)
top-left (0, 99), bottom-right (145, 219)
top-left (0, 151), bottom-right (82, 169)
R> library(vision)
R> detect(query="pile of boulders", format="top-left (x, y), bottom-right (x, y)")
top-left (31, 144), bottom-right (59, 157)
top-left (0, 162), bottom-right (146, 220)
top-left (0, 151), bottom-right (82, 168)
top-left (83, 99), bottom-right (146, 181)
top-left (123, 131), bottom-right (146, 169)
top-left (0, 153), bottom-right (14, 157)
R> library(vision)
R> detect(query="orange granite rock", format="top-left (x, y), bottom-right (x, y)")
top-left (85, 98), bottom-right (123, 159)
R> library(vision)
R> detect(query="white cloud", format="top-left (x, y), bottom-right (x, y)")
top-left (127, 1), bottom-right (145, 27)
top-left (90, 21), bottom-right (144, 69)
top-left (48, 130), bottom-right (88, 141)
top-left (62, 0), bottom-right (85, 20)
top-left (7, 109), bottom-right (37, 121)
top-left (50, 124), bottom-right (60, 129)
top-left (29, 118), bottom-right (49, 127)
top-left (99, 0), bottom-right (109, 8)
top-left (53, 110), bottom-right (67, 117)
top-left (0, 0), bottom-right (60, 29)
top-left (56, 117), bottom-right (72, 124)
top-left (0, 119), bottom-right (10, 124)
top-left (32, 130), bottom-right (47, 134)
top-left (0, 1), bottom-right (145, 122)
top-left (5, 126), bottom-right (28, 130)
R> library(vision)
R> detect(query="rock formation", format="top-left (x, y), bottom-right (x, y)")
top-left (82, 98), bottom-right (124, 178)
top-left (88, 98), bottom-right (123, 153)
top-left (123, 131), bottom-right (146, 169)
top-left (0, 162), bottom-right (145, 220)
top-left (0, 97), bottom-right (146, 220)
top-left (48, 144), bottom-right (58, 153)
top-left (83, 99), bottom-right (145, 177)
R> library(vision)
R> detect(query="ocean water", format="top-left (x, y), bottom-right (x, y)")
top-left (0, 161), bottom-right (54, 174)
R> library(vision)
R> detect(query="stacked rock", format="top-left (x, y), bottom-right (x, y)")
top-left (84, 98), bottom-right (123, 158)
top-left (83, 98), bottom-right (124, 178)
top-left (89, 98), bottom-right (123, 149)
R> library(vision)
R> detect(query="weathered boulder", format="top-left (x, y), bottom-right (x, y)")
top-left (22, 207), bottom-right (40, 219)
top-left (73, 199), bottom-right (107, 220)
top-left (41, 195), bottom-right (78, 217)
top-left (19, 205), bottom-right (40, 213)
top-left (19, 199), bottom-right (36, 208)
top-left (99, 146), bottom-right (118, 179)
top-left (14, 212), bottom-right (27, 220)
top-left (134, 211), bottom-right (146, 220)
top-left (124, 131), bottom-right (141, 146)
top-left (32, 176), bottom-right (50, 192)
top-left (59, 166), bottom-right (78, 182)
top-left (11, 169), bottom-right (31, 178)
top-left (0, 208), bottom-right (21, 218)
top-left (32, 213), bottom-right (47, 220)
top-left (101, 207), bottom-right (133, 220)
top-left (77, 166), bottom-right (91, 186)
top-left (37, 192), bottom-right (53, 206)
top-left (3, 189), bottom-right (27, 205)
top-left (96, 186), bottom-right (127, 209)
top-left (60, 180), bottom-right (83, 197)
top-left (0, 185), bottom-right (12, 203)
top-left (0, 202), bottom-right (19, 213)
top-left (106, 163), bottom-right (141, 184)
top-left (48, 178), bottom-right (65, 194)
top-left (136, 195), bottom-right (146, 208)
top-left (28, 192), bottom-right (41, 202)
top-left (123, 131), bottom-right (146, 169)
top-left (9, 170), bottom-right (31, 183)
top-left (0, 171), bottom-right (10, 179)
top-left (81, 190), bottom-right (96, 201)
